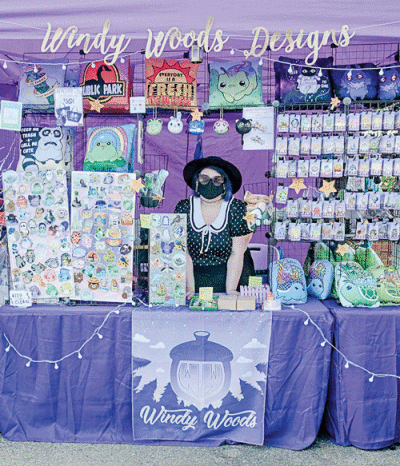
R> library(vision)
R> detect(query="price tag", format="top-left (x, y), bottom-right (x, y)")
top-left (10, 290), bottom-right (32, 308)
top-left (248, 276), bottom-right (263, 286)
top-left (140, 214), bottom-right (153, 229)
top-left (0, 100), bottom-right (22, 131)
top-left (130, 97), bottom-right (146, 114)
top-left (199, 287), bottom-right (213, 302)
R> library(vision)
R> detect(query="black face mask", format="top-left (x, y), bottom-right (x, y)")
top-left (197, 181), bottom-right (225, 200)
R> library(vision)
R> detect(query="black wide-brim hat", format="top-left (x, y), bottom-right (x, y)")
top-left (183, 156), bottom-right (242, 194)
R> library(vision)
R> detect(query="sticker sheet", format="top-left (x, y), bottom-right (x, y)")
top-left (71, 171), bottom-right (136, 303)
top-left (2, 169), bottom-right (74, 300)
top-left (148, 213), bottom-right (187, 306)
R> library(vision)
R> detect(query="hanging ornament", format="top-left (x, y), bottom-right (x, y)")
top-left (330, 96), bottom-right (341, 111)
top-left (168, 110), bottom-right (183, 134)
top-left (214, 119), bottom-right (229, 135)
top-left (235, 118), bottom-right (252, 135)
top-left (214, 109), bottom-right (229, 135)
top-left (189, 119), bottom-right (205, 135)
top-left (146, 108), bottom-right (163, 136)
top-left (190, 108), bottom-right (203, 121)
top-left (146, 119), bottom-right (163, 135)
top-left (235, 117), bottom-right (252, 145)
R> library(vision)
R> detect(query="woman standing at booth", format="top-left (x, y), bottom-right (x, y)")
top-left (174, 156), bottom-right (254, 300)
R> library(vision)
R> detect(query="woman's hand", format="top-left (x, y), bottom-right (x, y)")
top-left (186, 288), bottom-right (195, 300)
top-left (185, 252), bottom-right (195, 301)
top-left (225, 233), bottom-right (252, 293)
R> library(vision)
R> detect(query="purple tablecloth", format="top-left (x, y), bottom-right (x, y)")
top-left (323, 299), bottom-right (400, 449)
top-left (0, 299), bottom-right (333, 449)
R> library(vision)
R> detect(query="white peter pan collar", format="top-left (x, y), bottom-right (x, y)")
top-left (189, 196), bottom-right (233, 254)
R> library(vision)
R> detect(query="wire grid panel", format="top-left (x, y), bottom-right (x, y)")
top-left (132, 218), bottom-right (149, 296)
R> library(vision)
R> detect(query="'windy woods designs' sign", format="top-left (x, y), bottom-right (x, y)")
top-left (132, 310), bottom-right (272, 445)
top-left (145, 58), bottom-right (199, 109)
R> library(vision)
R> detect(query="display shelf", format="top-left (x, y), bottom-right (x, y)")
top-left (269, 99), bottom-right (400, 270)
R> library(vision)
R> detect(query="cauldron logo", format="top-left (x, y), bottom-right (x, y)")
top-left (169, 331), bottom-right (233, 410)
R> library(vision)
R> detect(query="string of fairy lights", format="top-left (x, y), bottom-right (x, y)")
top-left (2, 297), bottom-right (400, 384)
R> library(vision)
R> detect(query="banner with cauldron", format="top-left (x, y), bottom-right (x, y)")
top-left (132, 310), bottom-right (272, 445)
top-left (145, 58), bottom-right (199, 109)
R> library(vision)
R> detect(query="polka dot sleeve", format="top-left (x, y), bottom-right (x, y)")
top-left (229, 198), bottom-right (253, 237)
top-left (174, 199), bottom-right (190, 215)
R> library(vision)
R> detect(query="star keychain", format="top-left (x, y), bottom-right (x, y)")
top-left (336, 243), bottom-right (348, 257)
top-left (90, 99), bottom-right (105, 113)
top-left (330, 96), bottom-right (341, 111)
top-left (319, 180), bottom-right (337, 197)
top-left (243, 212), bottom-right (256, 223)
top-left (131, 178), bottom-right (145, 193)
top-left (190, 108), bottom-right (203, 121)
top-left (289, 178), bottom-right (307, 194)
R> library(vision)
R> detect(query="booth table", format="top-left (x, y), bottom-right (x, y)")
top-left (0, 299), bottom-right (332, 450)
top-left (324, 299), bottom-right (400, 449)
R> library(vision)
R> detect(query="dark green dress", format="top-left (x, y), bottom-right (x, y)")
top-left (174, 196), bottom-right (255, 292)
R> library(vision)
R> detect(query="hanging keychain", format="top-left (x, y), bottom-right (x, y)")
top-left (277, 113), bottom-right (289, 133)
top-left (214, 108), bottom-right (229, 135)
top-left (146, 107), bottom-right (163, 135)
top-left (309, 220), bottom-right (322, 241)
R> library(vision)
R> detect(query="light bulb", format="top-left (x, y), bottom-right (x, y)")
top-left (230, 49), bottom-right (235, 55)
top-left (3, 61), bottom-right (7, 69)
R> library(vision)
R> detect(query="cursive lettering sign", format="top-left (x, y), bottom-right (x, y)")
top-left (243, 25), bottom-right (355, 65)
top-left (140, 406), bottom-right (198, 431)
top-left (41, 20), bottom-right (131, 66)
top-left (203, 410), bottom-right (257, 429)
top-left (40, 17), bottom-right (355, 67)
